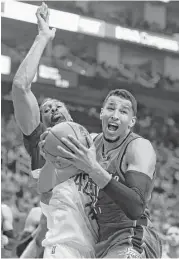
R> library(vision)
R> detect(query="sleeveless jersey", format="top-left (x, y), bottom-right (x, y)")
top-left (40, 176), bottom-right (98, 253)
top-left (23, 122), bottom-right (46, 170)
top-left (94, 131), bottom-right (156, 242)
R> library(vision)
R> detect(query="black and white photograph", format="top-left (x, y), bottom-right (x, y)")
top-left (1, 0), bottom-right (179, 258)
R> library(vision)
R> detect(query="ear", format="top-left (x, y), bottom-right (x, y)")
top-left (100, 108), bottom-right (103, 120)
top-left (129, 116), bottom-right (136, 128)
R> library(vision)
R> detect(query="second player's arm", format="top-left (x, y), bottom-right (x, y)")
top-left (12, 34), bottom-right (50, 135)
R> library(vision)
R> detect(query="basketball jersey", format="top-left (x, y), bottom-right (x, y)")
top-left (94, 131), bottom-right (156, 242)
top-left (23, 122), bottom-right (46, 170)
top-left (40, 176), bottom-right (98, 253)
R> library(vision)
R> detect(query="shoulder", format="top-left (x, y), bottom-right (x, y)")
top-left (90, 132), bottom-right (103, 144)
top-left (128, 137), bottom-right (156, 157)
top-left (90, 133), bottom-right (98, 141)
top-left (126, 138), bottom-right (156, 179)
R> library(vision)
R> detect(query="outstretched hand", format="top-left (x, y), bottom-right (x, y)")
top-left (55, 134), bottom-right (98, 174)
top-left (36, 2), bottom-right (56, 40)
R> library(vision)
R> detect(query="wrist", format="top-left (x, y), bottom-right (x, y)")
top-left (36, 32), bottom-right (51, 42)
top-left (88, 162), bottom-right (112, 189)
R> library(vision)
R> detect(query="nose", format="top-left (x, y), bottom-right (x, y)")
top-left (111, 110), bottom-right (119, 120)
top-left (51, 106), bottom-right (57, 113)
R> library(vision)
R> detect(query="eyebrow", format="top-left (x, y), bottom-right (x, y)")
top-left (107, 102), bottom-right (115, 106)
top-left (121, 106), bottom-right (131, 110)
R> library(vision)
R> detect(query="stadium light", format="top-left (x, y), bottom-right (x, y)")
top-left (1, 0), bottom-right (79, 32)
top-left (1, 55), bottom-right (11, 75)
top-left (1, 0), bottom-right (179, 53)
top-left (115, 26), bottom-right (179, 52)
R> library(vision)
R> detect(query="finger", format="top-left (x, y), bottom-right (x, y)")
top-left (86, 134), bottom-right (93, 148)
top-left (42, 4), bottom-right (48, 21)
top-left (67, 135), bottom-right (87, 152)
top-left (46, 8), bottom-right (50, 24)
top-left (36, 8), bottom-right (44, 22)
top-left (38, 139), bottom-right (45, 147)
top-left (61, 137), bottom-right (83, 154)
top-left (40, 130), bottom-right (50, 141)
top-left (41, 2), bottom-right (46, 15)
top-left (56, 146), bottom-right (76, 159)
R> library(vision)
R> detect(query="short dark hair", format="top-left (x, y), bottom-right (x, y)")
top-left (103, 89), bottom-right (137, 116)
top-left (39, 98), bottom-right (70, 121)
top-left (39, 98), bottom-right (68, 113)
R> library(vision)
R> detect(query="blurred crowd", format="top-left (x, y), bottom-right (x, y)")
top-left (1, 101), bottom-right (179, 237)
top-left (2, 40), bottom-right (179, 92)
top-left (52, 1), bottom-right (179, 36)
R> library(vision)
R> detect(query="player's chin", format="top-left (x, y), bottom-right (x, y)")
top-left (104, 133), bottom-right (120, 142)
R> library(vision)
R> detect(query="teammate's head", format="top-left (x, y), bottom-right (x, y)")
top-left (167, 224), bottom-right (179, 247)
top-left (40, 98), bottom-right (72, 128)
top-left (100, 89), bottom-right (137, 142)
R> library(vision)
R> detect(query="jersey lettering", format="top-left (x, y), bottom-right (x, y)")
top-left (73, 173), bottom-right (100, 219)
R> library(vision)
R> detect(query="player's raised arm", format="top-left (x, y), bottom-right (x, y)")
top-left (12, 3), bottom-right (56, 135)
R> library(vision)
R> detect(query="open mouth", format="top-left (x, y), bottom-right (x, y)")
top-left (107, 123), bottom-right (119, 132)
top-left (51, 114), bottom-right (66, 124)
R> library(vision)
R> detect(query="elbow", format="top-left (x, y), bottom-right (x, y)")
top-left (12, 78), bottom-right (27, 92)
top-left (12, 78), bottom-right (22, 89)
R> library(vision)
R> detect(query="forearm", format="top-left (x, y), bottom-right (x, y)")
top-left (89, 164), bottom-right (150, 220)
top-left (103, 179), bottom-right (145, 220)
top-left (13, 33), bottom-right (50, 90)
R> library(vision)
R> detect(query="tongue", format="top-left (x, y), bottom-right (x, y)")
top-left (52, 116), bottom-right (60, 123)
top-left (108, 125), bottom-right (118, 131)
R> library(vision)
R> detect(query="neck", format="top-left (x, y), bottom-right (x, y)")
top-left (103, 128), bottom-right (131, 155)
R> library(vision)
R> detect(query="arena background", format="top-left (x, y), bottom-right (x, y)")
top-left (1, 0), bottom-right (179, 257)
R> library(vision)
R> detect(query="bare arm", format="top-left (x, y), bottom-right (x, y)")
top-left (12, 3), bottom-right (56, 135)
top-left (12, 35), bottom-right (49, 135)
top-left (126, 138), bottom-right (156, 179)
top-left (55, 136), bottom-right (156, 219)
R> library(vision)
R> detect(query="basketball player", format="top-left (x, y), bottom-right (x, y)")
top-left (12, 3), bottom-right (59, 257)
top-left (53, 89), bottom-right (163, 258)
top-left (12, 3), bottom-right (98, 257)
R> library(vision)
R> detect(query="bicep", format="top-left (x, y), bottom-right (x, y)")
top-left (126, 139), bottom-right (156, 179)
top-left (12, 85), bottom-right (40, 135)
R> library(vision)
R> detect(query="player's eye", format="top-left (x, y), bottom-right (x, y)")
top-left (44, 109), bottom-right (50, 113)
top-left (107, 107), bottom-right (114, 111)
top-left (120, 110), bottom-right (127, 114)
